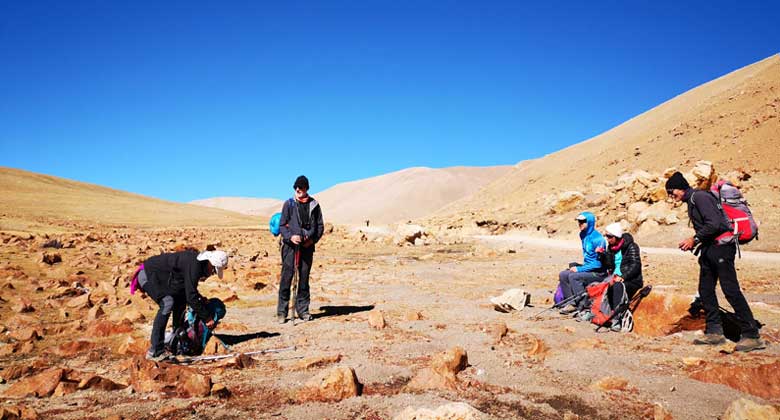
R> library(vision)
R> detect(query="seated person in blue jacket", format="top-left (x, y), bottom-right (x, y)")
top-left (558, 212), bottom-right (607, 320)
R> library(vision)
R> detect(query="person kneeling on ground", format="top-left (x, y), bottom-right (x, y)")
top-left (135, 249), bottom-right (228, 361)
top-left (559, 212), bottom-right (607, 321)
top-left (600, 222), bottom-right (643, 330)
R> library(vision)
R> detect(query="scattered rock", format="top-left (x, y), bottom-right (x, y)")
top-left (129, 356), bottom-right (211, 398)
top-left (211, 383), bottom-right (230, 398)
top-left (2, 368), bottom-right (66, 398)
top-left (12, 299), bottom-right (34, 314)
top-left (404, 311), bottom-right (423, 321)
top-left (484, 322), bottom-right (508, 344)
top-left (86, 320), bottom-right (133, 337)
top-left (297, 366), bottom-right (361, 402)
top-left (9, 327), bottom-right (43, 342)
top-left (51, 340), bottom-right (94, 357)
top-left (722, 397), bottom-right (780, 420)
top-left (294, 355), bottom-right (342, 371)
top-left (406, 347), bottom-right (468, 391)
top-left (590, 376), bottom-right (630, 391)
top-left (394, 402), bottom-right (486, 420)
top-left (368, 310), bottom-right (387, 329)
top-left (41, 253), bottom-right (62, 265)
top-left (547, 191), bottom-right (585, 214)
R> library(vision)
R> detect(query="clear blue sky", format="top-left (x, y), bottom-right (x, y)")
top-left (1, 1), bottom-right (778, 202)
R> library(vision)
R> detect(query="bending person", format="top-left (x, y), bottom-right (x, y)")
top-left (136, 249), bottom-right (228, 361)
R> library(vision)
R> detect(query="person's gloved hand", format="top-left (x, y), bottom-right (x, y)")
top-left (205, 318), bottom-right (216, 329)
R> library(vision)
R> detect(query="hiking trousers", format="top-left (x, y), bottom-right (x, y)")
top-left (277, 244), bottom-right (314, 317)
top-left (139, 269), bottom-right (185, 354)
top-left (559, 270), bottom-right (605, 309)
top-left (698, 243), bottom-right (759, 338)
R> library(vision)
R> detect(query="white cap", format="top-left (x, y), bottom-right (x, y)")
top-left (197, 250), bottom-right (228, 279)
top-left (605, 223), bottom-right (623, 238)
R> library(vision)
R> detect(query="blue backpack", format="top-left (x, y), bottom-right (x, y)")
top-left (166, 298), bottom-right (227, 356)
top-left (269, 212), bottom-right (282, 237)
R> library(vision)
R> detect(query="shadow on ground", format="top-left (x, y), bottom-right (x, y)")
top-left (215, 331), bottom-right (280, 346)
top-left (314, 305), bottom-right (375, 319)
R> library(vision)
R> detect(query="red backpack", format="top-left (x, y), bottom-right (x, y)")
top-left (710, 180), bottom-right (759, 245)
top-left (587, 278), bottom-right (628, 328)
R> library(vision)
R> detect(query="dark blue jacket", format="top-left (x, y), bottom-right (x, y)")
top-left (279, 197), bottom-right (324, 251)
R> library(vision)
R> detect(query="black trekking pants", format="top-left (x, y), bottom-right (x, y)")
top-left (698, 243), bottom-right (759, 338)
top-left (277, 243), bottom-right (313, 317)
top-left (151, 295), bottom-right (185, 354)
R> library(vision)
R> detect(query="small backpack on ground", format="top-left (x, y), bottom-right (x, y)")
top-left (709, 180), bottom-right (759, 245)
top-left (166, 298), bottom-right (227, 356)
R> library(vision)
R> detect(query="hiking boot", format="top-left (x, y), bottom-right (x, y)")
top-left (277, 315), bottom-right (287, 324)
top-left (145, 350), bottom-right (170, 362)
top-left (575, 311), bottom-right (594, 323)
top-left (559, 304), bottom-right (578, 315)
top-left (734, 337), bottom-right (766, 353)
top-left (299, 313), bottom-right (313, 322)
top-left (610, 323), bottom-right (622, 333)
top-left (692, 333), bottom-right (726, 345)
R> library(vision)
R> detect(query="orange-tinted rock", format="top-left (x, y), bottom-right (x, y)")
top-left (211, 383), bottom-right (230, 398)
top-left (76, 375), bottom-right (124, 391)
top-left (293, 354), bottom-right (342, 371)
top-left (632, 292), bottom-right (694, 337)
top-left (523, 334), bottom-right (549, 361)
top-left (66, 293), bottom-right (92, 309)
top-left (115, 335), bottom-right (146, 356)
top-left (86, 320), bottom-right (133, 337)
top-left (51, 340), bottom-right (95, 357)
top-left (407, 347), bottom-right (468, 391)
top-left (41, 253), bottom-right (62, 265)
top-left (2, 368), bottom-right (67, 398)
top-left (722, 397), bottom-right (780, 420)
top-left (485, 322), bottom-right (507, 344)
top-left (404, 311), bottom-right (423, 321)
top-left (233, 353), bottom-right (256, 369)
top-left (368, 310), bottom-right (387, 330)
top-left (0, 365), bottom-right (35, 382)
top-left (129, 356), bottom-right (211, 398)
top-left (12, 299), bottom-right (34, 314)
top-left (0, 406), bottom-right (38, 420)
top-left (297, 366), bottom-right (361, 402)
top-left (689, 361), bottom-right (780, 400)
top-left (394, 402), bottom-right (486, 420)
top-left (52, 381), bottom-right (78, 397)
top-left (653, 403), bottom-right (674, 420)
top-left (590, 376), bottom-right (631, 391)
top-left (9, 327), bottom-right (43, 342)
top-left (87, 305), bottom-right (105, 321)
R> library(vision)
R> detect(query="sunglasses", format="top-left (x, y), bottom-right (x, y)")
top-left (666, 189), bottom-right (675, 195)
top-left (605, 234), bottom-right (616, 239)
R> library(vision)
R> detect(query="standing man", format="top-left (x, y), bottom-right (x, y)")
top-left (666, 171), bottom-right (764, 352)
top-left (558, 211), bottom-right (607, 321)
top-left (277, 175), bottom-right (324, 323)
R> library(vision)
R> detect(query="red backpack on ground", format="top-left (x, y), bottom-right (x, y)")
top-left (709, 180), bottom-right (759, 245)
top-left (587, 278), bottom-right (627, 328)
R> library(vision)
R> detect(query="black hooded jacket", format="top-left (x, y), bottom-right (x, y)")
top-left (141, 250), bottom-right (211, 321)
top-left (602, 233), bottom-right (643, 295)
top-left (279, 197), bottom-right (324, 251)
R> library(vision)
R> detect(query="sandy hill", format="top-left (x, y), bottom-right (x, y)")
top-left (312, 166), bottom-right (512, 225)
top-left (0, 167), bottom-right (260, 232)
top-left (433, 54), bottom-right (780, 251)
top-left (190, 197), bottom-right (283, 216)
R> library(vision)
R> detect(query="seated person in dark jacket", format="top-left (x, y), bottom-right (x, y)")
top-left (601, 223), bottom-right (643, 305)
top-left (136, 249), bottom-right (228, 360)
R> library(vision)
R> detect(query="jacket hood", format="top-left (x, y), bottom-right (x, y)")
top-left (578, 212), bottom-right (596, 239)
top-left (620, 233), bottom-right (635, 249)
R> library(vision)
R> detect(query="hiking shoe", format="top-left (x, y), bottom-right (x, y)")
top-left (277, 315), bottom-right (287, 324)
top-left (559, 304), bottom-right (578, 315)
top-left (692, 333), bottom-right (726, 345)
top-left (145, 350), bottom-right (170, 362)
top-left (734, 337), bottom-right (766, 353)
top-left (575, 311), bottom-right (594, 323)
top-left (299, 313), bottom-right (313, 322)
top-left (610, 323), bottom-right (622, 333)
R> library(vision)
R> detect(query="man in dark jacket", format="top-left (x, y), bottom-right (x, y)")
top-left (667, 171), bottom-right (764, 352)
top-left (137, 249), bottom-right (228, 360)
top-left (277, 175), bottom-right (325, 323)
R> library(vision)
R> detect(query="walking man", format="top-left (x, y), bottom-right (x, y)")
top-left (666, 171), bottom-right (764, 352)
top-left (277, 175), bottom-right (324, 323)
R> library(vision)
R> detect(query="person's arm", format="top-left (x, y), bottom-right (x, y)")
top-left (693, 192), bottom-right (727, 243)
top-left (279, 201), bottom-right (293, 241)
top-left (312, 205), bottom-right (324, 244)
top-left (579, 236), bottom-right (606, 272)
top-left (621, 242), bottom-right (641, 281)
top-left (185, 259), bottom-right (210, 322)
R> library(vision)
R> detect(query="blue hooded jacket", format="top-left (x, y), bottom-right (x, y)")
top-left (577, 211), bottom-right (606, 273)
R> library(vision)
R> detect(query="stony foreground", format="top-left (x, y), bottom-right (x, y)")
top-left (1, 226), bottom-right (779, 420)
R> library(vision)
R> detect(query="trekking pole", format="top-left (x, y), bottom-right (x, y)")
top-left (290, 245), bottom-right (300, 325)
top-left (529, 290), bottom-right (587, 320)
top-left (173, 345), bottom-right (297, 364)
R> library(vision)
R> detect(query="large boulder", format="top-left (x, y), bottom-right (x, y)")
top-left (691, 160), bottom-right (718, 190)
top-left (632, 291), bottom-right (695, 337)
top-left (638, 202), bottom-right (678, 225)
top-left (627, 202), bottom-right (650, 223)
top-left (296, 366), bottom-right (361, 402)
top-left (129, 356), bottom-right (211, 398)
top-left (394, 402), bottom-right (486, 420)
top-left (722, 398), bottom-right (780, 420)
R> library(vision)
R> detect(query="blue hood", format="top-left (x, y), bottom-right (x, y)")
top-left (578, 211), bottom-right (596, 239)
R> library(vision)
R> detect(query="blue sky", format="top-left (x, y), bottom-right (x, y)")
top-left (1, 1), bottom-right (778, 202)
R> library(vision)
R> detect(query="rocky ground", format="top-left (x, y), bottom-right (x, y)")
top-left (1, 224), bottom-right (780, 420)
